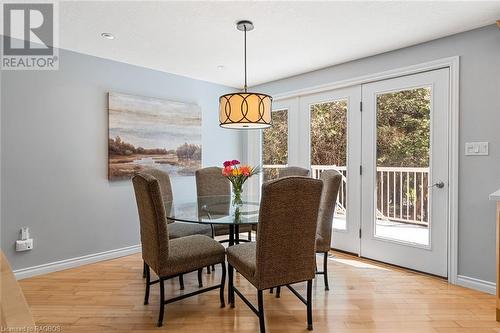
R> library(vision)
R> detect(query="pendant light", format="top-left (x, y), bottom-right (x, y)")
top-left (219, 20), bottom-right (272, 129)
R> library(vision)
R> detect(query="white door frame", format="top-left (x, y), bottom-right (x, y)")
top-left (245, 56), bottom-right (459, 284)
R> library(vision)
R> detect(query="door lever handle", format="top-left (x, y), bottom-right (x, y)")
top-left (429, 181), bottom-right (445, 189)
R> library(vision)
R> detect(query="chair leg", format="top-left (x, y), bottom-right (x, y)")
top-left (220, 262), bottom-right (226, 308)
top-left (323, 252), bottom-right (330, 291)
top-left (269, 287), bottom-right (273, 294)
top-left (248, 231), bottom-right (252, 241)
top-left (276, 286), bottom-right (281, 298)
top-left (258, 290), bottom-right (266, 333)
top-left (306, 279), bottom-right (313, 331)
top-left (212, 265), bottom-right (215, 271)
top-left (197, 268), bottom-right (203, 287)
top-left (207, 266), bottom-right (211, 274)
top-left (158, 278), bottom-right (165, 327)
top-left (142, 261), bottom-right (147, 278)
top-left (179, 274), bottom-right (184, 290)
top-left (228, 263), bottom-right (235, 308)
top-left (144, 264), bottom-right (150, 305)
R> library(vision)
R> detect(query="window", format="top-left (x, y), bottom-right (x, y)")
top-left (262, 109), bottom-right (288, 181)
top-left (310, 99), bottom-right (348, 229)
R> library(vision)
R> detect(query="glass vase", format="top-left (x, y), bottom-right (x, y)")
top-left (232, 183), bottom-right (243, 208)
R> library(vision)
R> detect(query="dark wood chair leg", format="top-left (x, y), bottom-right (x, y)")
top-left (144, 264), bottom-right (150, 305)
top-left (179, 274), bottom-right (184, 290)
top-left (228, 263), bottom-right (235, 308)
top-left (276, 286), bottom-right (281, 298)
top-left (269, 287), bottom-right (274, 294)
top-left (142, 261), bottom-right (147, 278)
top-left (212, 265), bottom-right (215, 271)
top-left (323, 252), bottom-right (329, 291)
top-left (220, 262), bottom-right (226, 308)
top-left (258, 290), bottom-right (266, 333)
top-left (158, 278), bottom-right (165, 327)
top-left (197, 268), bottom-right (203, 287)
top-left (306, 279), bottom-right (313, 331)
top-left (248, 231), bottom-right (252, 241)
top-left (207, 266), bottom-right (211, 274)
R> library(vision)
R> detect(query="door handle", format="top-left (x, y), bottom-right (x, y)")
top-left (429, 181), bottom-right (445, 189)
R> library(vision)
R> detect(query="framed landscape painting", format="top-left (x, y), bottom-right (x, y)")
top-left (108, 92), bottom-right (202, 180)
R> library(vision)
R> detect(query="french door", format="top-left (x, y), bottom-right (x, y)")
top-left (360, 69), bottom-right (449, 277)
top-left (299, 87), bottom-right (361, 254)
top-left (255, 68), bottom-right (450, 277)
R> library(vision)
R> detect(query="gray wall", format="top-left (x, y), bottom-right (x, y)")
top-left (1, 48), bottom-right (239, 270)
top-left (255, 24), bottom-right (500, 283)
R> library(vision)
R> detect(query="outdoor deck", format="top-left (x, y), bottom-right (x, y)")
top-left (265, 164), bottom-right (430, 246)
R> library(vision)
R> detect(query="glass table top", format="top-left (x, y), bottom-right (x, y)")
top-left (164, 195), bottom-right (260, 225)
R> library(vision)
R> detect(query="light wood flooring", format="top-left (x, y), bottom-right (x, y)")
top-left (19, 251), bottom-right (499, 333)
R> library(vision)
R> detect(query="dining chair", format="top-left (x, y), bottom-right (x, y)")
top-left (140, 169), bottom-right (212, 238)
top-left (226, 177), bottom-right (323, 333)
top-left (196, 167), bottom-right (252, 242)
top-left (132, 173), bottom-right (226, 327)
top-left (315, 170), bottom-right (342, 291)
top-left (278, 166), bottom-right (310, 178)
top-left (138, 169), bottom-right (212, 287)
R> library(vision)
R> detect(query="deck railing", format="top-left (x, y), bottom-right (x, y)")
top-left (263, 164), bottom-right (429, 226)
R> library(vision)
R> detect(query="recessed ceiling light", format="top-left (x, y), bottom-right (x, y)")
top-left (101, 32), bottom-right (115, 40)
top-left (217, 65), bottom-right (225, 70)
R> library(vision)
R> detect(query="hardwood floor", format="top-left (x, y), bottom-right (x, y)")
top-left (19, 251), bottom-right (498, 332)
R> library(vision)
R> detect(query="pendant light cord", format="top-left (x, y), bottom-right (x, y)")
top-left (244, 25), bottom-right (247, 92)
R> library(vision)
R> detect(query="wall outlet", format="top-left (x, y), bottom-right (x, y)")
top-left (465, 142), bottom-right (489, 156)
top-left (16, 239), bottom-right (34, 252)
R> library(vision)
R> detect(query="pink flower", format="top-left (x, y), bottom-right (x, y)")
top-left (231, 160), bottom-right (240, 166)
top-left (222, 166), bottom-right (232, 176)
top-left (223, 161), bottom-right (232, 167)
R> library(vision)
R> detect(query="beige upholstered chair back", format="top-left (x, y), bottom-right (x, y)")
top-left (196, 167), bottom-right (231, 196)
top-left (255, 177), bottom-right (323, 288)
top-left (140, 169), bottom-right (173, 202)
top-left (278, 166), bottom-right (310, 178)
top-left (140, 169), bottom-right (174, 222)
top-left (316, 170), bottom-right (342, 251)
top-left (196, 167), bottom-right (231, 216)
top-left (132, 173), bottom-right (169, 275)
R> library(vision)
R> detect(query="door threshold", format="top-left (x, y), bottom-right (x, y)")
top-left (329, 248), bottom-right (448, 280)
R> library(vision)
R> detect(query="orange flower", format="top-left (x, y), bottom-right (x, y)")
top-left (240, 165), bottom-right (251, 176)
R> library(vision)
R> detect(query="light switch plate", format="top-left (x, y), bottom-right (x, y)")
top-left (465, 142), bottom-right (489, 156)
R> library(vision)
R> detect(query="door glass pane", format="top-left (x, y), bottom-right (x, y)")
top-left (375, 87), bottom-right (430, 246)
top-left (310, 100), bottom-right (347, 230)
top-left (262, 109), bottom-right (288, 181)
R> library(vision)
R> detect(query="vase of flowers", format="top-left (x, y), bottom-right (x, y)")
top-left (222, 160), bottom-right (260, 207)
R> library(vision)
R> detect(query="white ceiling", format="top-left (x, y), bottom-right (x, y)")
top-left (59, 1), bottom-right (500, 88)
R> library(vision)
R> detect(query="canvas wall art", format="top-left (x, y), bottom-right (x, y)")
top-left (108, 92), bottom-right (202, 180)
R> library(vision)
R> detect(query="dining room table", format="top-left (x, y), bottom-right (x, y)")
top-left (164, 195), bottom-right (260, 246)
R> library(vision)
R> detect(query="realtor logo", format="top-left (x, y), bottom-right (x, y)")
top-left (1, 2), bottom-right (59, 70)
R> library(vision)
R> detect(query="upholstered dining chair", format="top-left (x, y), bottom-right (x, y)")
top-left (196, 167), bottom-right (252, 242)
top-left (315, 170), bottom-right (342, 291)
top-left (253, 166), bottom-right (311, 235)
top-left (139, 169), bottom-right (212, 286)
top-left (278, 166), bottom-right (310, 178)
top-left (140, 169), bottom-right (212, 239)
top-left (132, 173), bottom-right (226, 327)
top-left (226, 177), bottom-right (323, 333)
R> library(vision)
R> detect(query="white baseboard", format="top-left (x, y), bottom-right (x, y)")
top-left (13, 244), bottom-right (142, 280)
top-left (456, 275), bottom-right (496, 295)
